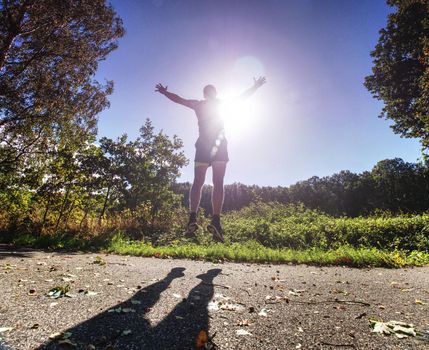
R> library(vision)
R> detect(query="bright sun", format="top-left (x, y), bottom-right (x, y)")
top-left (219, 92), bottom-right (261, 140)
top-left (218, 55), bottom-right (265, 140)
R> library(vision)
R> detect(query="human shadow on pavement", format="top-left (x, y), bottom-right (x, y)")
top-left (148, 268), bottom-right (221, 349)
top-left (38, 267), bottom-right (222, 350)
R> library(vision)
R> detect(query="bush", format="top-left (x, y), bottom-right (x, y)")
top-left (222, 202), bottom-right (429, 251)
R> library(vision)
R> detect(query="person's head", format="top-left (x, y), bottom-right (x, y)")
top-left (203, 84), bottom-right (217, 100)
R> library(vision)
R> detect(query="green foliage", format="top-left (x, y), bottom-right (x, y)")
top-left (0, 118), bottom-right (189, 243)
top-left (175, 158), bottom-right (429, 217)
top-left (0, 0), bottom-right (124, 171)
top-left (365, 0), bottom-right (429, 154)
top-left (4, 201), bottom-right (429, 268)
top-left (220, 202), bottom-right (429, 251)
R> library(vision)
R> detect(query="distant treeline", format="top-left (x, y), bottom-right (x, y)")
top-left (174, 158), bottom-right (429, 217)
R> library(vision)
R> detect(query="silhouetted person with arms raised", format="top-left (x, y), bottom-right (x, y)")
top-left (156, 77), bottom-right (266, 242)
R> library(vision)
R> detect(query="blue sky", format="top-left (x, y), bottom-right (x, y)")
top-left (95, 0), bottom-right (422, 186)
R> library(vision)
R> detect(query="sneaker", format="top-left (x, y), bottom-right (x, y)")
top-left (186, 221), bottom-right (199, 238)
top-left (186, 213), bottom-right (198, 238)
top-left (207, 216), bottom-right (224, 243)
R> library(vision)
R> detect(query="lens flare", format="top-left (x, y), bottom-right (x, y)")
top-left (219, 93), bottom-right (260, 140)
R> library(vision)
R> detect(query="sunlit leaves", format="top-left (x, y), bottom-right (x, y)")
top-left (0, 0), bottom-right (124, 167)
top-left (365, 1), bottom-right (429, 155)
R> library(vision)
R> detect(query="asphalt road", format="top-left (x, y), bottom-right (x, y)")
top-left (0, 248), bottom-right (428, 349)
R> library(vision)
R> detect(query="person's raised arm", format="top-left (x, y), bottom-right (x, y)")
top-left (238, 76), bottom-right (266, 100)
top-left (155, 83), bottom-right (198, 109)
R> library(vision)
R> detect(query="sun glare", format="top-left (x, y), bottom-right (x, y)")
top-left (219, 91), bottom-right (261, 140)
top-left (211, 55), bottom-right (265, 140)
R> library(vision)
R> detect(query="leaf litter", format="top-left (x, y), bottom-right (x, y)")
top-left (207, 293), bottom-right (245, 312)
top-left (195, 329), bottom-right (218, 349)
top-left (236, 329), bottom-right (252, 336)
top-left (370, 319), bottom-right (429, 340)
top-left (108, 307), bottom-right (135, 314)
top-left (258, 308), bottom-right (268, 317)
top-left (0, 327), bottom-right (14, 333)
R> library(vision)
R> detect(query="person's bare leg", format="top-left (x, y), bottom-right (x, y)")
top-left (207, 161), bottom-right (227, 242)
top-left (211, 161), bottom-right (227, 215)
top-left (186, 164), bottom-right (208, 236)
top-left (189, 164), bottom-right (209, 214)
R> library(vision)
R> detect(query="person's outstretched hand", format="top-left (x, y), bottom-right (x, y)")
top-left (253, 76), bottom-right (266, 88)
top-left (155, 83), bottom-right (168, 94)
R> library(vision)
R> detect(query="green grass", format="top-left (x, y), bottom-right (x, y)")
top-left (3, 231), bottom-right (429, 268)
top-left (107, 234), bottom-right (429, 268)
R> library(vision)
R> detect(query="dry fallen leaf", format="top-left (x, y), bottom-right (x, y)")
top-left (219, 302), bottom-right (244, 311)
top-left (195, 330), bottom-right (208, 348)
top-left (57, 339), bottom-right (77, 348)
top-left (258, 308), bottom-right (268, 317)
top-left (49, 332), bottom-right (63, 340)
top-left (371, 320), bottom-right (417, 338)
top-left (236, 329), bottom-right (252, 336)
top-left (84, 291), bottom-right (98, 297)
top-left (121, 308), bottom-right (135, 313)
top-left (121, 329), bottom-right (132, 336)
top-left (236, 319), bottom-right (251, 326)
top-left (0, 327), bottom-right (14, 333)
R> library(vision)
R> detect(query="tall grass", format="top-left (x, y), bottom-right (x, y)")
top-left (2, 202), bottom-right (428, 267)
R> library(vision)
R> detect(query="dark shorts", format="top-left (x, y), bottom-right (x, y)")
top-left (194, 137), bottom-right (229, 166)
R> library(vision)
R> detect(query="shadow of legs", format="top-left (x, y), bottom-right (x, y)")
top-left (37, 267), bottom-right (186, 349)
top-left (148, 268), bottom-right (222, 349)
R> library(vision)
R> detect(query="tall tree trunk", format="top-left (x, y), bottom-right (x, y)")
top-left (78, 195), bottom-right (93, 232)
top-left (63, 203), bottom-right (75, 230)
top-left (98, 185), bottom-right (111, 226)
top-left (40, 197), bottom-right (51, 235)
top-left (54, 186), bottom-right (70, 232)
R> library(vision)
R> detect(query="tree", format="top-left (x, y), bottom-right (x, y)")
top-left (0, 0), bottom-right (124, 170)
top-left (97, 120), bottom-right (188, 235)
top-left (365, 0), bottom-right (429, 155)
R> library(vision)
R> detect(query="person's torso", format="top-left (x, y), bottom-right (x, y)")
top-left (194, 99), bottom-right (225, 142)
